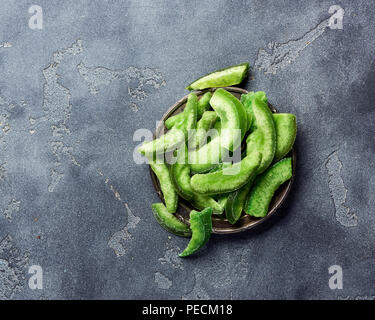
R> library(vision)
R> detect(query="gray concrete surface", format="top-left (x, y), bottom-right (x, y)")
top-left (0, 0), bottom-right (374, 300)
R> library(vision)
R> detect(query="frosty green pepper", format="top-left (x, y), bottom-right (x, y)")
top-left (246, 97), bottom-right (276, 174)
top-left (152, 203), bottom-right (191, 237)
top-left (150, 162), bottom-right (178, 213)
top-left (170, 146), bottom-right (224, 214)
top-left (165, 92), bottom-right (212, 130)
top-left (189, 89), bottom-right (246, 173)
top-left (210, 88), bottom-right (246, 150)
top-left (191, 111), bottom-right (218, 148)
top-left (225, 175), bottom-right (256, 224)
top-left (138, 93), bottom-right (197, 157)
top-left (179, 207), bottom-right (212, 257)
top-left (191, 151), bottom-right (261, 195)
top-left (245, 157), bottom-right (293, 217)
top-left (186, 63), bottom-right (249, 90)
top-left (241, 91), bottom-right (267, 132)
top-left (170, 149), bottom-right (194, 202)
top-left (273, 113), bottom-right (297, 162)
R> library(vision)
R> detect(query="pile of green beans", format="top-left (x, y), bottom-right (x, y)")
top-left (139, 63), bottom-right (297, 257)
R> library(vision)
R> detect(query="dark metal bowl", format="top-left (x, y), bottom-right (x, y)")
top-left (150, 87), bottom-right (296, 234)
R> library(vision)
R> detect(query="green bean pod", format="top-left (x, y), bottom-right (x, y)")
top-left (138, 93), bottom-right (197, 157)
top-left (192, 195), bottom-right (224, 215)
top-left (241, 91), bottom-right (267, 132)
top-left (245, 157), bottom-right (293, 217)
top-left (189, 136), bottom-right (222, 174)
top-left (191, 151), bottom-right (261, 195)
top-left (225, 175), bottom-right (255, 224)
top-left (185, 63), bottom-right (249, 90)
top-left (150, 162), bottom-right (178, 213)
top-left (273, 113), bottom-right (297, 162)
top-left (217, 193), bottom-right (230, 210)
top-left (179, 207), bottom-right (213, 257)
top-left (210, 88), bottom-right (246, 150)
top-left (165, 92), bottom-right (212, 129)
top-left (246, 97), bottom-right (276, 174)
top-left (170, 146), bottom-right (224, 214)
top-left (189, 89), bottom-right (246, 173)
top-left (152, 203), bottom-right (191, 237)
top-left (170, 147), bottom-right (194, 201)
top-left (196, 92), bottom-right (213, 119)
top-left (191, 111), bottom-right (218, 149)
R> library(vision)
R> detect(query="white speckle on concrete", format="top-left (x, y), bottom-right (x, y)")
top-left (0, 42), bottom-right (12, 48)
top-left (326, 151), bottom-right (358, 227)
top-left (255, 17), bottom-right (329, 74)
top-left (40, 40), bottom-right (84, 192)
top-left (154, 272), bottom-right (172, 290)
top-left (99, 170), bottom-right (141, 257)
top-left (3, 199), bottom-right (21, 222)
top-left (0, 235), bottom-right (29, 300)
top-left (159, 245), bottom-right (184, 271)
top-left (182, 269), bottom-right (210, 300)
top-left (77, 62), bottom-right (166, 112)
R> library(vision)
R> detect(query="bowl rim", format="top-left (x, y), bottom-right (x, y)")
top-left (149, 87), bottom-right (296, 234)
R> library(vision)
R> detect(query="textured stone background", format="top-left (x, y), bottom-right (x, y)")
top-left (0, 0), bottom-right (374, 300)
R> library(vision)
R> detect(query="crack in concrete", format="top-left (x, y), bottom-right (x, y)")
top-left (107, 202), bottom-right (140, 257)
top-left (97, 169), bottom-right (140, 257)
top-left (0, 42), bottom-right (12, 49)
top-left (326, 151), bottom-right (358, 227)
top-left (39, 40), bottom-right (83, 192)
top-left (77, 62), bottom-right (166, 112)
top-left (0, 235), bottom-right (29, 300)
top-left (255, 17), bottom-right (330, 74)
